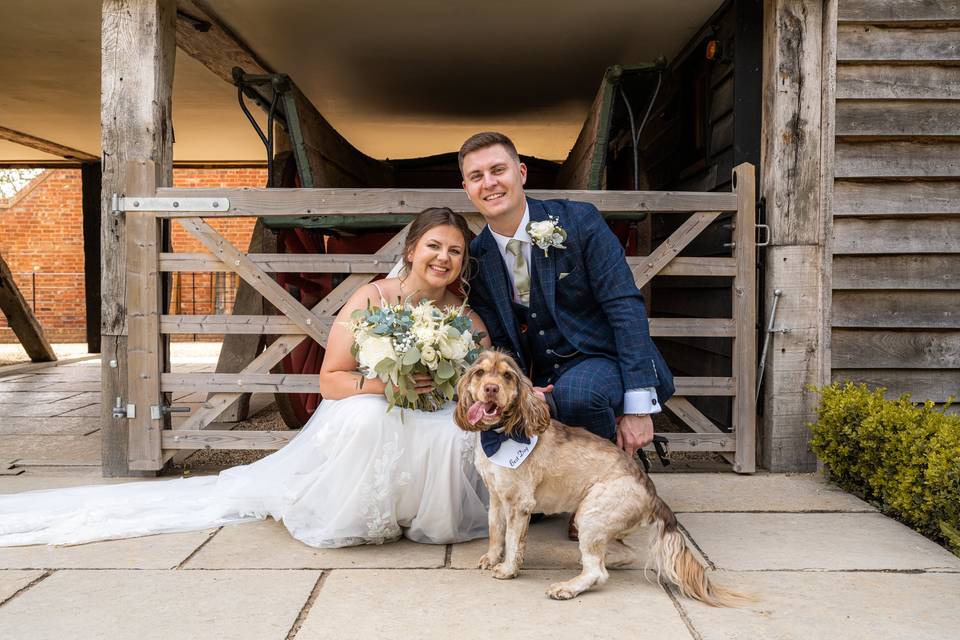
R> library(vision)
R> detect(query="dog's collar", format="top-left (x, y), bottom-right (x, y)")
top-left (481, 427), bottom-right (538, 469)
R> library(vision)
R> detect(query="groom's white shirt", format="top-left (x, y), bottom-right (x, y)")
top-left (488, 203), bottom-right (660, 415)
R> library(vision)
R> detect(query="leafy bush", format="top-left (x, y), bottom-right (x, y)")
top-left (809, 382), bottom-right (960, 554)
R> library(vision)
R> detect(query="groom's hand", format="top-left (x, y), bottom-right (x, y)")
top-left (532, 384), bottom-right (554, 403)
top-left (616, 414), bottom-right (654, 454)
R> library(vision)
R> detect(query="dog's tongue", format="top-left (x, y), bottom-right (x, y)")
top-left (467, 401), bottom-right (490, 425)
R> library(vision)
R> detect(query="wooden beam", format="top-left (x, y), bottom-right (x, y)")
top-left (0, 125), bottom-right (98, 162)
top-left (162, 373), bottom-right (319, 394)
top-left (174, 0), bottom-right (272, 81)
top-left (125, 207), bottom-right (164, 471)
top-left (159, 252), bottom-right (738, 277)
top-left (176, 217), bottom-right (328, 345)
top-left (630, 212), bottom-right (722, 287)
top-left (160, 428), bottom-right (735, 453)
top-left (0, 252), bottom-right (56, 362)
top-left (731, 163), bottom-right (757, 474)
top-left (100, 0), bottom-right (176, 476)
top-left (81, 162), bottom-right (102, 353)
top-left (151, 188), bottom-right (740, 216)
top-left (758, 0), bottom-right (828, 472)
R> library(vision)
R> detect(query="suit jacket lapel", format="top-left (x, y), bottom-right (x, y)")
top-left (477, 228), bottom-right (525, 362)
top-left (527, 199), bottom-right (557, 315)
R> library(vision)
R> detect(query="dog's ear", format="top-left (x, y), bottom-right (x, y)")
top-left (454, 364), bottom-right (481, 432)
top-left (502, 360), bottom-right (550, 438)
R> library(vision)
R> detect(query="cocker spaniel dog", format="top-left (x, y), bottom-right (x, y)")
top-left (455, 351), bottom-right (743, 605)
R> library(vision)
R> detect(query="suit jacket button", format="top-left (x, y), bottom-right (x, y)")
top-left (554, 364), bottom-right (560, 369)
top-left (538, 330), bottom-right (545, 336)
top-left (531, 312), bottom-right (537, 318)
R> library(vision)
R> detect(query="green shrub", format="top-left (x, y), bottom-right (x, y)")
top-left (809, 382), bottom-right (960, 554)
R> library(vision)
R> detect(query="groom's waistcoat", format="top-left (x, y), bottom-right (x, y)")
top-left (511, 278), bottom-right (580, 386)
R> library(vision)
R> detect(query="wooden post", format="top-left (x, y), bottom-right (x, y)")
top-left (0, 251), bottom-right (56, 362)
top-left (82, 161), bottom-right (102, 354)
top-left (758, 0), bottom-right (830, 471)
top-left (100, 0), bottom-right (175, 476)
top-left (732, 163), bottom-right (757, 473)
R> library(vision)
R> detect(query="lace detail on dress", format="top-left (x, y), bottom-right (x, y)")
top-left (361, 431), bottom-right (407, 544)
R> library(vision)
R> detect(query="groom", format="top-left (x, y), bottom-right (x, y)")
top-left (460, 131), bottom-right (674, 455)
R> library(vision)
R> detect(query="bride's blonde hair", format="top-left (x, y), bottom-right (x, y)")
top-left (401, 207), bottom-right (474, 296)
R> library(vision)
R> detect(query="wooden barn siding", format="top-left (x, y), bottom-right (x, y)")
top-left (830, 0), bottom-right (960, 405)
top-left (643, 0), bottom-right (740, 428)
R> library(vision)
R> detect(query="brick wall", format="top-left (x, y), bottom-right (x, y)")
top-left (0, 167), bottom-right (265, 343)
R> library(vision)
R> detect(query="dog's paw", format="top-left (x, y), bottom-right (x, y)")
top-left (478, 553), bottom-right (502, 570)
top-left (546, 583), bottom-right (578, 600)
top-left (490, 563), bottom-right (518, 580)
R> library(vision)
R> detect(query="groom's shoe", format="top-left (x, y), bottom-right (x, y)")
top-left (568, 515), bottom-right (579, 541)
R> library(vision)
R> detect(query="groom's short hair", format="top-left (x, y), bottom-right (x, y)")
top-left (458, 132), bottom-right (520, 172)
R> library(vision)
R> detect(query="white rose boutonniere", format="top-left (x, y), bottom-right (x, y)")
top-left (526, 216), bottom-right (567, 256)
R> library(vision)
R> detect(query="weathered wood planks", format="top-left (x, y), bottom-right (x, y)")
top-left (100, 0), bottom-right (176, 476)
top-left (833, 254), bottom-right (960, 289)
top-left (151, 187), bottom-right (739, 216)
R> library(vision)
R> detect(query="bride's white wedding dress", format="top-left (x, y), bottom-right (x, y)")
top-left (0, 395), bottom-right (489, 548)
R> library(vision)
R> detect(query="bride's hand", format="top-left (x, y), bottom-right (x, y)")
top-left (412, 373), bottom-right (435, 395)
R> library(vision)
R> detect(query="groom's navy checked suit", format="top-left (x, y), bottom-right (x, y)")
top-left (468, 197), bottom-right (674, 441)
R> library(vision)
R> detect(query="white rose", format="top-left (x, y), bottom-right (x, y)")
top-left (420, 345), bottom-right (440, 370)
top-left (528, 220), bottom-right (554, 237)
top-left (357, 336), bottom-right (397, 377)
top-left (412, 323), bottom-right (437, 344)
top-left (439, 332), bottom-right (469, 360)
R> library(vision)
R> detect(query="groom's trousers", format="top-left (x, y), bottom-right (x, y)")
top-left (536, 356), bottom-right (623, 442)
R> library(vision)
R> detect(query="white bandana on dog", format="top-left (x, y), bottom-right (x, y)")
top-left (482, 429), bottom-right (538, 469)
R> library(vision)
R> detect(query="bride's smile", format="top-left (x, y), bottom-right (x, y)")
top-left (405, 223), bottom-right (465, 293)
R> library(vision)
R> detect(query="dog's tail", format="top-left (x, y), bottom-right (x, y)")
top-left (648, 496), bottom-right (751, 607)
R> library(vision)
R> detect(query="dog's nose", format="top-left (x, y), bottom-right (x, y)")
top-left (484, 383), bottom-right (499, 397)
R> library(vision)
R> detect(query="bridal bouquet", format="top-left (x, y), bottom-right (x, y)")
top-left (350, 299), bottom-right (483, 411)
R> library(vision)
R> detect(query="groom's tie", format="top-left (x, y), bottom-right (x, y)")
top-left (506, 239), bottom-right (530, 305)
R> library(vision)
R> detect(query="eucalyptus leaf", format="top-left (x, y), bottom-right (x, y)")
top-left (402, 346), bottom-right (421, 366)
top-left (437, 359), bottom-right (455, 380)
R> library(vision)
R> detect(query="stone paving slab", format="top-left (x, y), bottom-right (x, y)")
top-left (298, 568), bottom-right (688, 639)
top-left (450, 515), bottom-right (656, 569)
top-left (0, 569), bottom-right (320, 640)
top-left (186, 520), bottom-right (447, 569)
top-left (682, 570), bottom-right (960, 640)
top-left (0, 529), bottom-right (214, 569)
top-left (652, 472), bottom-right (874, 512)
top-left (0, 416), bottom-right (99, 435)
top-left (680, 512), bottom-right (960, 571)
top-left (0, 434), bottom-right (100, 463)
top-left (0, 570), bottom-right (45, 604)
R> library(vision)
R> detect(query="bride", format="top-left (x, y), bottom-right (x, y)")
top-left (0, 208), bottom-right (490, 548)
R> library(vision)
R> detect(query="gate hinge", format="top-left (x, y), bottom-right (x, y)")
top-left (113, 195), bottom-right (229, 213)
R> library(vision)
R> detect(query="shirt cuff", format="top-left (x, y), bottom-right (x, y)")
top-left (623, 388), bottom-right (661, 415)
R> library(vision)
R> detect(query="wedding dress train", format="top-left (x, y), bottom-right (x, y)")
top-left (0, 395), bottom-right (489, 548)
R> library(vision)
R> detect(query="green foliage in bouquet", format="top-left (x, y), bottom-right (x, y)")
top-left (349, 299), bottom-right (485, 412)
top-left (809, 382), bottom-right (960, 555)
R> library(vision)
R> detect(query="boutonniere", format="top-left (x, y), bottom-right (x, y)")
top-left (526, 216), bottom-right (567, 256)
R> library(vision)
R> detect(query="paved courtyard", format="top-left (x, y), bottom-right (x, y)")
top-left (1, 348), bottom-right (958, 639)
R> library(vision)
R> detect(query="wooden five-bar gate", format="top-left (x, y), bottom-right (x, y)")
top-left (117, 163), bottom-right (756, 473)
